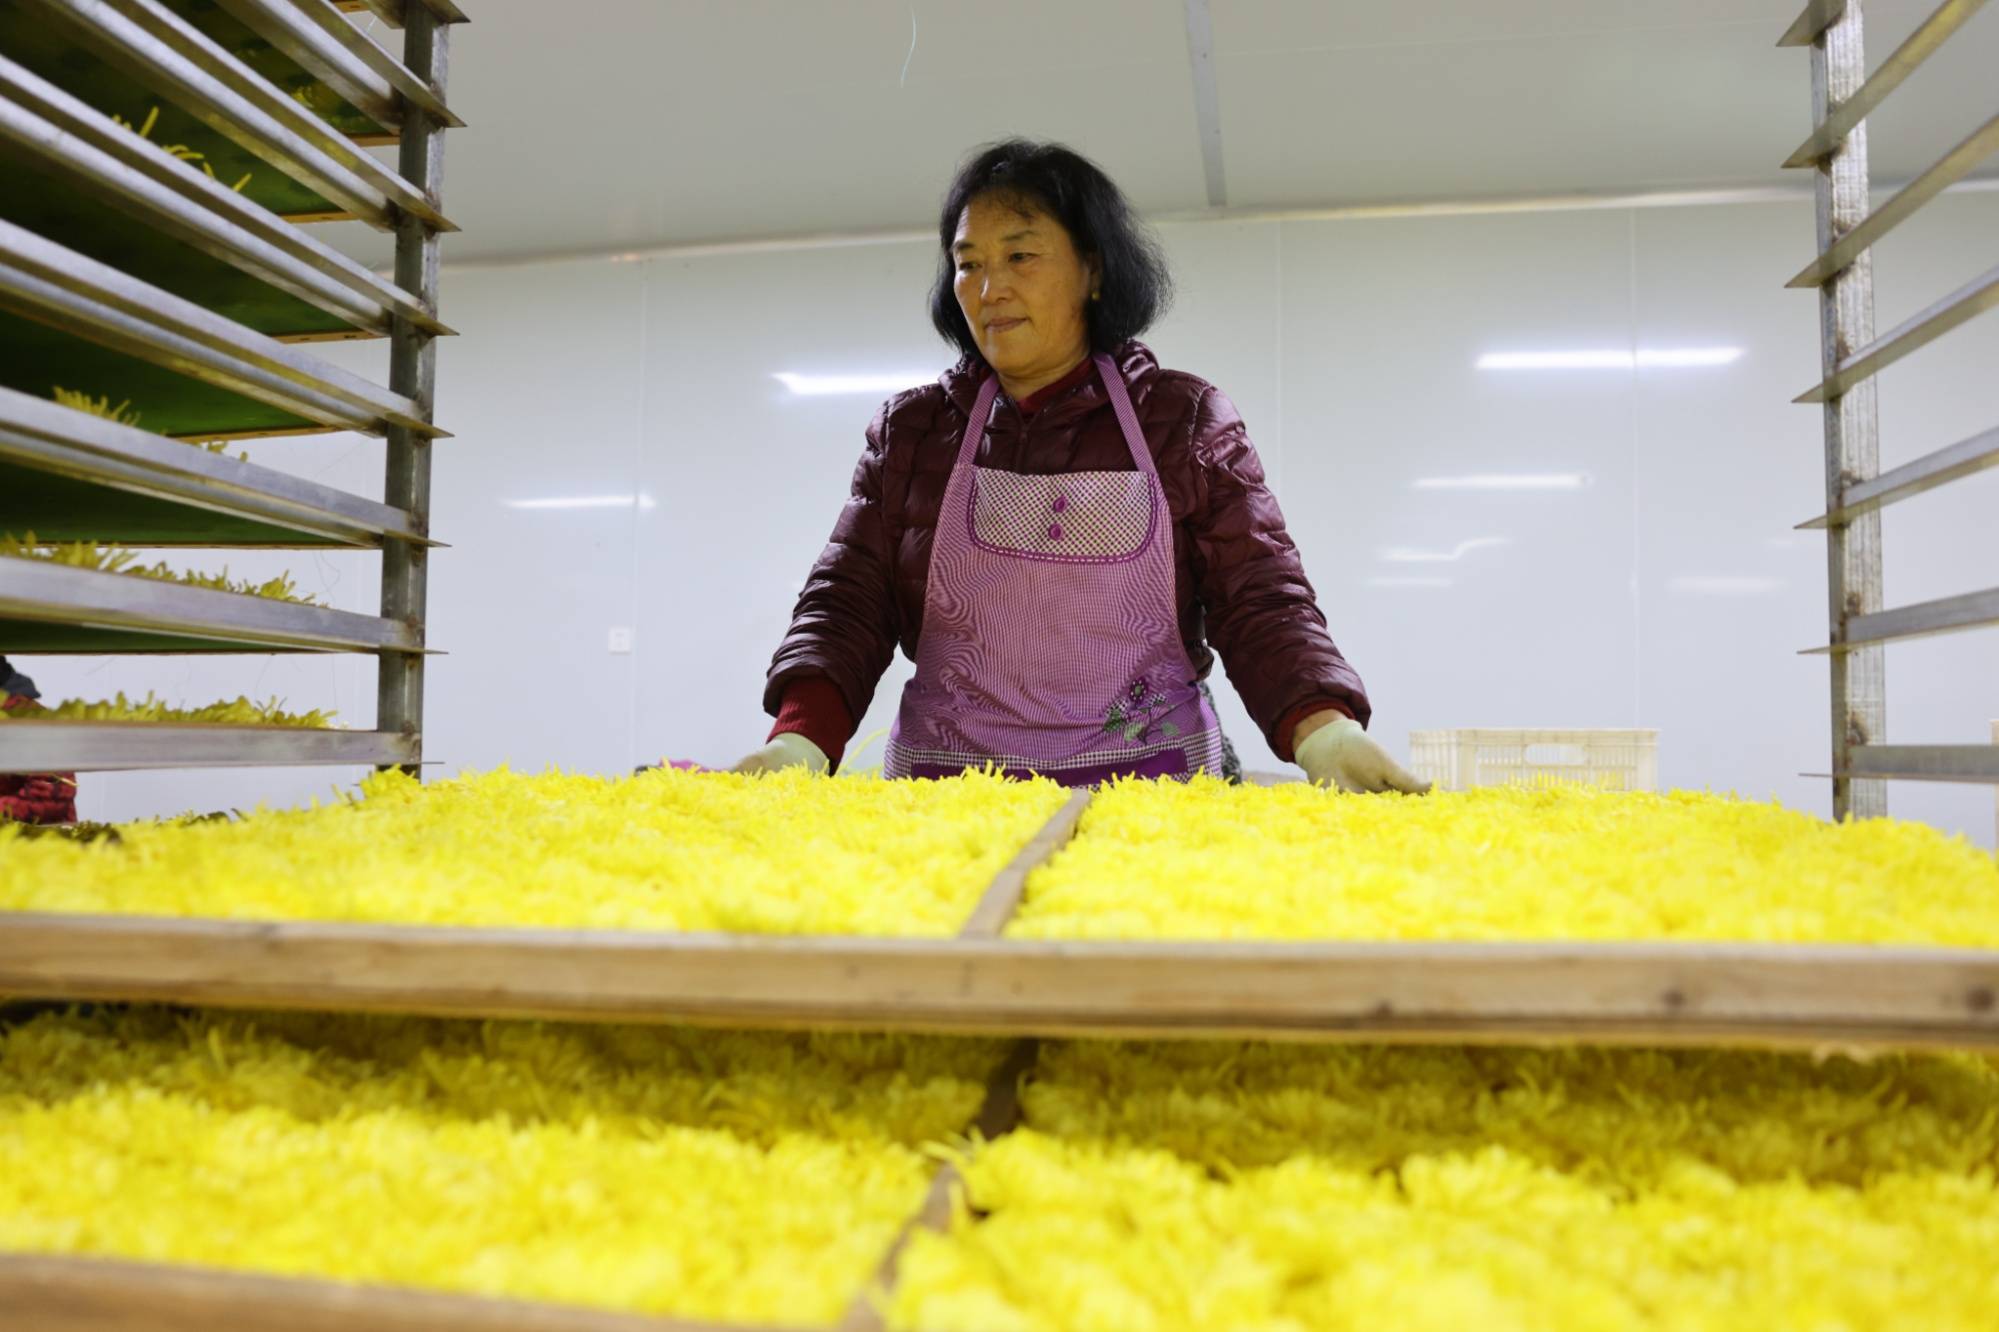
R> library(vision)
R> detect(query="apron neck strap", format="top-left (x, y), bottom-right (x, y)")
top-left (956, 373), bottom-right (1004, 466)
top-left (956, 352), bottom-right (1157, 476)
top-left (1092, 352), bottom-right (1157, 477)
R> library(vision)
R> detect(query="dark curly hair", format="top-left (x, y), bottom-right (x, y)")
top-left (929, 139), bottom-right (1172, 361)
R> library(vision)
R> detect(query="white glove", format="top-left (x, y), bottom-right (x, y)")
top-left (730, 731), bottom-right (830, 775)
top-left (1296, 717), bottom-right (1431, 795)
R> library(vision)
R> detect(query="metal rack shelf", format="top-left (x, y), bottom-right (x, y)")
top-left (21, 0), bottom-right (455, 229)
top-left (1783, 0), bottom-right (1999, 809)
top-left (3, 109), bottom-right (363, 343)
top-left (1781, 0), bottom-right (1984, 167)
top-left (1838, 744), bottom-right (1999, 783)
top-left (1, 1), bottom-right (342, 222)
top-left (339, 0), bottom-right (475, 30)
top-left (0, 0), bottom-right (459, 792)
top-left (0, 723), bottom-right (415, 771)
top-left (333, 0), bottom-right (470, 34)
top-left (1786, 109), bottom-right (1999, 289)
top-left (161, 0), bottom-right (395, 139)
top-left (0, 559), bottom-right (422, 653)
top-left (1779, 0), bottom-right (1848, 47)
top-left (1799, 422), bottom-right (1999, 528)
top-left (1804, 586), bottom-right (1999, 652)
top-left (2, 0), bottom-right (393, 145)
top-left (0, 218), bottom-right (436, 437)
top-left (1795, 260), bottom-right (1999, 404)
top-left (2, 48), bottom-right (436, 320)
top-left (0, 386), bottom-right (427, 546)
top-left (211, 0), bottom-right (462, 135)
top-left (0, 54), bottom-right (451, 339)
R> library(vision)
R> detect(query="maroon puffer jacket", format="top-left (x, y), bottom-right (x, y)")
top-left (0, 693), bottom-right (77, 825)
top-left (763, 340), bottom-right (1370, 756)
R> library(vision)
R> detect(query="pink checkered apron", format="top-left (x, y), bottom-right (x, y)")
top-left (883, 353), bottom-right (1225, 786)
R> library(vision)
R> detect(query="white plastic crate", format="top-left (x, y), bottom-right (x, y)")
top-left (1409, 728), bottom-right (1659, 792)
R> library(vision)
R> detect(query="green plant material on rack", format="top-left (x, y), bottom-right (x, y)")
top-left (0, 691), bottom-right (336, 728)
top-left (111, 104), bottom-right (251, 193)
top-left (0, 144), bottom-right (360, 338)
top-left (289, 83), bottom-right (347, 118)
top-left (150, 0), bottom-right (385, 140)
top-left (0, 1006), bottom-right (1004, 1327)
top-left (50, 387), bottom-right (247, 459)
top-left (0, 462), bottom-right (357, 548)
top-left (0, 319), bottom-right (320, 439)
top-left (1, 531), bottom-right (325, 607)
top-left (0, 9), bottom-right (344, 220)
top-left (890, 1040), bottom-right (1999, 1332)
top-left (48, 387), bottom-right (141, 428)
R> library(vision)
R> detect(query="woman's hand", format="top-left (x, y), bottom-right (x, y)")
top-left (731, 732), bottom-right (830, 775)
top-left (1295, 716), bottom-right (1430, 795)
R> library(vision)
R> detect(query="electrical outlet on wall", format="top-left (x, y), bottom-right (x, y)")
top-left (607, 626), bottom-right (634, 654)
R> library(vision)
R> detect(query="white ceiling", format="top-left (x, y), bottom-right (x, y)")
top-left (334, 0), bottom-right (1999, 265)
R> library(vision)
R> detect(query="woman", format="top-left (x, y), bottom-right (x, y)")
top-left (737, 140), bottom-right (1422, 794)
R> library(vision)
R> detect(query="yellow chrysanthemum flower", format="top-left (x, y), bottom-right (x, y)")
top-left (0, 767), bottom-right (1067, 936)
top-left (1009, 778), bottom-right (1999, 944)
top-left (0, 691), bottom-right (335, 728)
top-left (890, 1040), bottom-right (1999, 1331)
top-left (2, 531), bottom-right (322, 605)
top-left (0, 1008), bottom-right (1003, 1326)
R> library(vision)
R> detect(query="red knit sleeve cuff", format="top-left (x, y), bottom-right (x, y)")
top-left (1274, 698), bottom-right (1355, 764)
top-left (768, 677), bottom-right (856, 771)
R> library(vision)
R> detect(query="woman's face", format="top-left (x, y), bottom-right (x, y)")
top-left (952, 194), bottom-right (1099, 387)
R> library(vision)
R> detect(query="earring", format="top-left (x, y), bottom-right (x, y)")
top-left (1089, 290), bottom-right (1101, 302)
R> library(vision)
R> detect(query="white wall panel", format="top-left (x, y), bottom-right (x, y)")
top-left (421, 257), bottom-right (651, 778)
top-left (633, 240), bottom-right (941, 772)
top-left (1145, 219), bottom-right (1286, 767)
top-left (1278, 210), bottom-right (1643, 760)
top-left (1630, 201), bottom-right (1824, 811)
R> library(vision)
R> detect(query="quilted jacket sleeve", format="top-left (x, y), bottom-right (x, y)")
top-left (1184, 386), bottom-right (1372, 750)
top-left (0, 774), bottom-right (78, 825)
top-left (761, 404), bottom-right (901, 727)
top-left (0, 693), bottom-right (77, 825)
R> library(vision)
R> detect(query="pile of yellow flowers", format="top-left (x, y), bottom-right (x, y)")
top-left (9, 1009), bottom-right (1997, 1330)
top-left (1009, 778), bottom-right (1999, 945)
top-left (0, 1007), bottom-right (1001, 1325)
top-left (0, 766), bottom-right (1068, 935)
top-left (0, 691), bottom-right (336, 728)
top-left (2, 532), bottom-right (322, 606)
top-left (890, 1039), bottom-right (1999, 1331)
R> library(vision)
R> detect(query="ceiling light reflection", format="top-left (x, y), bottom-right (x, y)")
top-left (1413, 474), bottom-right (1591, 492)
top-left (505, 495), bottom-right (657, 511)
top-left (1379, 537), bottom-right (1511, 563)
top-left (1668, 576), bottom-right (1788, 596)
top-left (774, 371), bottom-right (935, 396)
top-left (1476, 347), bottom-right (1743, 370)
